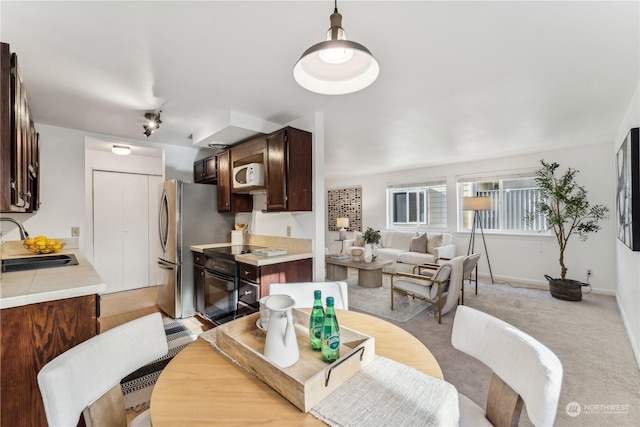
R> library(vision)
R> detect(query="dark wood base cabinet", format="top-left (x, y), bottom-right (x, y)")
top-left (0, 295), bottom-right (99, 427)
top-left (238, 258), bottom-right (314, 299)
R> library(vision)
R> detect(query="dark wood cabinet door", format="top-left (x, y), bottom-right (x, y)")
top-left (1, 43), bottom-right (40, 213)
top-left (266, 129), bottom-right (287, 211)
top-left (194, 159), bottom-right (205, 183)
top-left (217, 151), bottom-right (232, 211)
top-left (0, 295), bottom-right (99, 427)
top-left (258, 258), bottom-right (313, 298)
top-left (283, 127), bottom-right (312, 212)
top-left (266, 127), bottom-right (312, 212)
top-left (203, 156), bottom-right (217, 181)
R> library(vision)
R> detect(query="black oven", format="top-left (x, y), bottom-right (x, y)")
top-left (196, 256), bottom-right (237, 324)
top-left (198, 246), bottom-right (263, 325)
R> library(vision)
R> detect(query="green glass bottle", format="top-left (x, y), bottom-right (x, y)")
top-left (321, 296), bottom-right (340, 363)
top-left (309, 290), bottom-right (324, 351)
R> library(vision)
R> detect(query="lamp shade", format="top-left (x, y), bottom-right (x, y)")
top-left (336, 218), bottom-right (349, 229)
top-left (293, 40), bottom-right (379, 95)
top-left (293, 5), bottom-right (379, 95)
top-left (463, 197), bottom-right (492, 211)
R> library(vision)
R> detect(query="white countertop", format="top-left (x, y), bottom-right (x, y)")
top-left (1, 244), bottom-right (106, 310)
top-left (190, 243), bottom-right (314, 267)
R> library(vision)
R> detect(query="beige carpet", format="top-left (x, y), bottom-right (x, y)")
top-left (346, 279), bottom-right (429, 322)
top-left (350, 275), bottom-right (640, 427)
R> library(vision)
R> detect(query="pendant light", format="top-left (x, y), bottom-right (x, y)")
top-left (293, 0), bottom-right (379, 95)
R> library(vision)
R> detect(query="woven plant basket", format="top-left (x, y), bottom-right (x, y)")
top-left (545, 275), bottom-right (585, 301)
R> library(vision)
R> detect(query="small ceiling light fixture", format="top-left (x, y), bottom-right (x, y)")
top-left (143, 110), bottom-right (162, 137)
top-left (112, 144), bottom-right (131, 155)
top-left (208, 143), bottom-right (229, 151)
top-left (293, 0), bottom-right (379, 95)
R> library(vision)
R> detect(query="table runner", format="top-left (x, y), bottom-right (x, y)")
top-left (200, 329), bottom-right (459, 426)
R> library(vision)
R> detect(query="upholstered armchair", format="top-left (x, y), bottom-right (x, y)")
top-left (390, 256), bottom-right (464, 323)
top-left (461, 253), bottom-right (481, 304)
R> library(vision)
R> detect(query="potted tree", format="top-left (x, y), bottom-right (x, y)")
top-left (526, 160), bottom-right (609, 301)
top-left (362, 227), bottom-right (381, 263)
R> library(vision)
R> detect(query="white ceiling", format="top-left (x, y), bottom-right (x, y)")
top-left (1, 1), bottom-right (638, 178)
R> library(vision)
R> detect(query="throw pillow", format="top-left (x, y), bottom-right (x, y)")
top-left (354, 231), bottom-right (365, 247)
top-left (410, 233), bottom-right (427, 253)
top-left (426, 234), bottom-right (444, 254)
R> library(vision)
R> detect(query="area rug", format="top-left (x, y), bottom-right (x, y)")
top-left (346, 274), bottom-right (432, 322)
top-left (120, 316), bottom-right (197, 410)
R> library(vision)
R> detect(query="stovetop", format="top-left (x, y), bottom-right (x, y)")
top-left (203, 245), bottom-right (266, 261)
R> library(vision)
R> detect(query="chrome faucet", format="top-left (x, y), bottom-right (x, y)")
top-left (0, 217), bottom-right (30, 240)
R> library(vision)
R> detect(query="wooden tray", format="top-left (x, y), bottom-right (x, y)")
top-left (215, 309), bottom-right (375, 412)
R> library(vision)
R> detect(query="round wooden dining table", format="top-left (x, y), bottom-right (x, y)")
top-left (150, 310), bottom-right (443, 426)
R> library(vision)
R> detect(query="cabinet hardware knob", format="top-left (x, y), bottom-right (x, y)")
top-left (244, 290), bottom-right (252, 295)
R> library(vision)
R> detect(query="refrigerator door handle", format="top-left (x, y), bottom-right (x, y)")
top-left (159, 190), bottom-right (169, 253)
top-left (158, 259), bottom-right (174, 269)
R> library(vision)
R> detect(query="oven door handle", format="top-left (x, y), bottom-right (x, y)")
top-left (203, 270), bottom-right (236, 292)
top-left (204, 267), bottom-right (237, 285)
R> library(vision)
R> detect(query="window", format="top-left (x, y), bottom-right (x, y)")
top-left (457, 175), bottom-right (546, 233)
top-left (388, 181), bottom-right (446, 228)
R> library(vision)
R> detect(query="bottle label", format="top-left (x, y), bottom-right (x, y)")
top-left (326, 334), bottom-right (340, 350)
top-left (312, 325), bottom-right (322, 338)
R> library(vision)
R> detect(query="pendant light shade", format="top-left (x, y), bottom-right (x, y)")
top-left (294, 2), bottom-right (379, 95)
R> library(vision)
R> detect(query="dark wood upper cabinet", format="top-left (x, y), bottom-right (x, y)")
top-left (193, 127), bottom-right (312, 213)
top-left (266, 127), bottom-right (312, 212)
top-left (194, 155), bottom-right (217, 184)
top-left (1, 42), bottom-right (40, 213)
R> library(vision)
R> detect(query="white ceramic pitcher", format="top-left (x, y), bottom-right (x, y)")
top-left (264, 294), bottom-right (299, 368)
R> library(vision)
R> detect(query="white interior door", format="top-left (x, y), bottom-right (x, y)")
top-left (122, 173), bottom-right (149, 290)
top-left (93, 170), bottom-right (159, 293)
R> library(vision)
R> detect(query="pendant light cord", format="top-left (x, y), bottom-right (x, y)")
top-left (334, 0), bottom-right (338, 13)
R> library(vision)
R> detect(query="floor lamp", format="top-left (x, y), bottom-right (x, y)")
top-left (463, 196), bottom-right (494, 284)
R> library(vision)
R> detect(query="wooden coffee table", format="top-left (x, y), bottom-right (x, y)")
top-left (325, 256), bottom-right (392, 288)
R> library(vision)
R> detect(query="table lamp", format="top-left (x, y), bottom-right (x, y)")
top-left (336, 218), bottom-right (349, 241)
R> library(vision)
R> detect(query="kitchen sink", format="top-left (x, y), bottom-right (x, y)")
top-left (1, 254), bottom-right (79, 272)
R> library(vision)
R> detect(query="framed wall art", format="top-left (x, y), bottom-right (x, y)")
top-left (616, 127), bottom-right (639, 251)
top-left (327, 187), bottom-right (362, 232)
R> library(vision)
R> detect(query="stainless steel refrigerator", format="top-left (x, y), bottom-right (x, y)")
top-left (157, 179), bottom-right (234, 318)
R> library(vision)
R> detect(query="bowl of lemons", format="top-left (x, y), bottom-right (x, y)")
top-left (23, 236), bottom-right (66, 254)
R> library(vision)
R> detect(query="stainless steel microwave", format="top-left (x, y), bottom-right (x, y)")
top-left (233, 163), bottom-right (264, 188)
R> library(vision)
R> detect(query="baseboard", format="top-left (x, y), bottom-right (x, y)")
top-left (476, 273), bottom-right (616, 296)
top-left (616, 297), bottom-right (640, 370)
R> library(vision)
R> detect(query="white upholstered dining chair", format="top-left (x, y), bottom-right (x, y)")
top-left (37, 312), bottom-right (168, 427)
top-left (269, 281), bottom-right (348, 310)
top-left (451, 306), bottom-right (563, 427)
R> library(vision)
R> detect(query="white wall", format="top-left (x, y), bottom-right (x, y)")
top-left (326, 142), bottom-right (617, 293)
top-left (614, 82), bottom-right (640, 368)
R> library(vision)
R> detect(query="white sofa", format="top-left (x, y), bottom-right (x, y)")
top-left (344, 230), bottom-right (457, 274)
